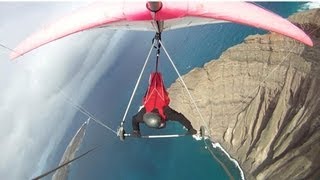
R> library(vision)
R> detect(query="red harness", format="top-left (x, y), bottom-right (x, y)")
top-left (143, 72), bottom-right (170, 120)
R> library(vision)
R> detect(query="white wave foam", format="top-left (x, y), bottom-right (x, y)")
top-left (211, 142), bottom-right (245, 180)
top-left (298, 2), bottom-right (320, 11)
top-left (192, 133), bottom-right (245, 179)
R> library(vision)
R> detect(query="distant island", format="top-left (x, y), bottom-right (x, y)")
top-left (52, 120), bottom-right (88, 180)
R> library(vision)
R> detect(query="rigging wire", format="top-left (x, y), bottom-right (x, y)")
top-left (0, 43), bottom-right (19, 54)
top-left (119, 41), bottom-right (155, 127)
top-left (159, 40), bottom-right (236, 179)
top-left (229, 41), bottom-right (301, 117)
top-left (2, 42), bottom-right (118, 135)
top-left (159, 40), bottom-right (211, 135)
top-left (234, 2), bottom-right (317, 118)
top-left (159, 34), bottom-right (311, 180)
top-left (216, 37), bottom-right (308, 180)
top-left (57, 88), bottom-right (117, 135)
top-left (4, 18), bottom-right (315, 179)
top-left (32, 144), bottom-right (103, 180)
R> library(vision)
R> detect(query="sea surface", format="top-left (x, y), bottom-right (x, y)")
top-left (48, 2), bottom-right (308, 180)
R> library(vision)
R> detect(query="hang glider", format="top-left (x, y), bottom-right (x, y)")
top-left (10, 1), bottom-right (313, 59)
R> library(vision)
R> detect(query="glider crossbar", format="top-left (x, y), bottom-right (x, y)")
top-left (119, 42), bottom-right (155, 127)
top-left (124, 133), bottom-right (186, 139)
top-left (159, 40), bottom-right (212, 136)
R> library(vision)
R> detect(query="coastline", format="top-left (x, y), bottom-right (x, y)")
top-left (211, 141), bottom-right (245, 180)
top-left (194, 134), bottom-right (245, 180)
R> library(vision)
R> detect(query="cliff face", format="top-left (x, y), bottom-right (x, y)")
top-left (168, 9), bottom-right (320, 180)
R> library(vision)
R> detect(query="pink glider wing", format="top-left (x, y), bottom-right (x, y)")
top-left (10, 1), bottom-right (313, 59)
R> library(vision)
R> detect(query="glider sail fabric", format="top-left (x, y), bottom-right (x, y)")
top-left (10, 1), bottom-right (313, 59)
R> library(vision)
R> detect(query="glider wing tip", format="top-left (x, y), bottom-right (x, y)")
top-left (300, 36), bottom-right (314, 47)
top-left (306, 39), bottom-right (314, 47)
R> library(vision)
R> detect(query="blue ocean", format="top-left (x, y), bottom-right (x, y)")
top-left (48, 2), bottom-right (307, 180)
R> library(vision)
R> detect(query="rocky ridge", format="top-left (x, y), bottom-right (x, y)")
top-left (168, 9), bottom-right (320, 180)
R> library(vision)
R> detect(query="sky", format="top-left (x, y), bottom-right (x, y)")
top-left (0, 2), bottom-right (128, 179)
top-left (0, 1), bottom-right (319, 180)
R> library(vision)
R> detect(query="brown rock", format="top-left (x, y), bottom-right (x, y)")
top-left (168, 9), bottom-right (320, 180)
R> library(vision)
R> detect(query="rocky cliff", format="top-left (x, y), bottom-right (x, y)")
top-left (168, 9), bottom-right (320, 180)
